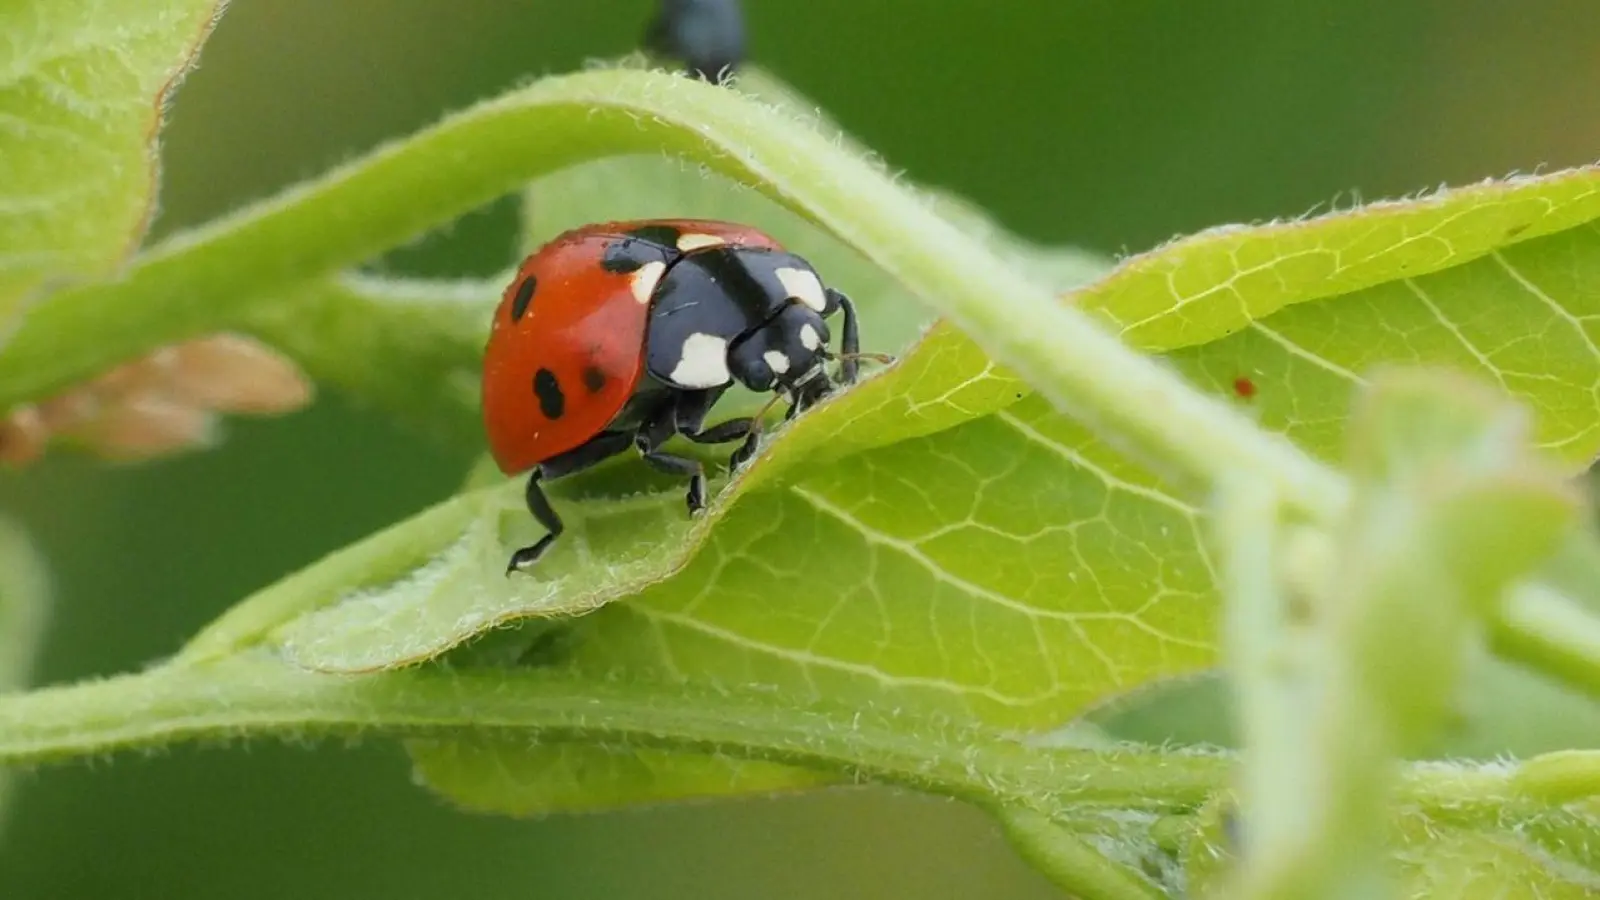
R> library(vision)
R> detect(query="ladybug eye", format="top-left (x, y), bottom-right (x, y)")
top-left (728, 331), bottom-right (778, 392)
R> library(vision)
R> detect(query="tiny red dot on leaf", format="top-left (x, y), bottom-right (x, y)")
top-left (1232, 377), bottom-right (1257, 399)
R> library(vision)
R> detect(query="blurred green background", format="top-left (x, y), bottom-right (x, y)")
top-left (4, 2), bottom-right (1600, 897)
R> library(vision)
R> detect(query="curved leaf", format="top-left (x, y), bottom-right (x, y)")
top-left (1086, 168), bottom-right (1600, 352)
top-left (1166, 212), bottom-right (1600, 469)
top-left (0, 0), bottom-right (224, 335)
top-left (1181, 796), bottom-right (1600, 898)
top-left (408, 735), bottom-right (830, 817)
top-left (0, 649), bottom-right (1227, 817)
top-left (236, 130), bottom-right (1107, 673)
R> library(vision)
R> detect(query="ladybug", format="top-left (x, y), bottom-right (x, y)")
top-left (482, 218), bottom-right (879, 575)
top-left (642, 0), bottom-right (745, 82)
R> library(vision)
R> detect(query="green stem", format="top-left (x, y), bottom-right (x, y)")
top-left (0, 646), bottom-right (1550, 825)
top-left (0, 652), bottom-right (1225, 816)
top-left (1489, 584), bottom-right (1600, 702)
top-left (0, 67), bottom-right (1345, 522)
top-left (995, 808), bottom-right (1165, 900)
top-left (1511, 750), bottom-right (1600, 805)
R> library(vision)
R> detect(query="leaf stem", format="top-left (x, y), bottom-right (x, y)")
top-left (0, 67), bottom-right (1345, 522)
top-left (0, 653), bottom-right (1225, 815)
top-left (995, 808), bottom-right (1165, 900)
top-left (1489, 584), bottom-right (1600, 702)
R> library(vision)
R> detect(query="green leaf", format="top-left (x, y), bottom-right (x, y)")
top-left (407, 735), bottom-right (831, 817)
top-left (239, 151), bottom-right (1108, 675)
top-left (994, 808), bottom-right (1166, 900)
top-left (1180, 791), bottom-right (1600, 899)
top-left (1084, 169), bottom-right (1600, 353)
top-left (133, 72), bottom-right (1600, 828)
top-left (1387, 809), bottom-right (1600, 900)
top-left (1158, 188), bottom-right (1600, 470)
top-left (1219, 369), bottom-right (1578, 900)
top-left (0, 649), bottom-right (1228, 815)
top-left (6, 59), bottom-right (1600, 894)
top-left (0, 0), bottom-right (224, 335)
top-left (0, 516), bottom-right (50, 838)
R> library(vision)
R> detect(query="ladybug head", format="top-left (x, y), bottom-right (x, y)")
top-left (727, 302), bottom-right (835, 399)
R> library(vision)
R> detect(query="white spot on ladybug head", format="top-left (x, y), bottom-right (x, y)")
top-left (762, 350), bottom-right (791, 375)
top-left (676, 233), bottom-right (726, 252)
top-left (668, 333), bottom-right (732, 388)
top-left (630, 260), bottom-right (667, 305)
top-left (775, 267), bottom-right (828, 312)
top-left (799, 323), bottom-right (822, 350)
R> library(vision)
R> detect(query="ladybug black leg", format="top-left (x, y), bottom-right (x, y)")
top-left (670, 387), bottom-right (726, 435)
top-left (640, 449), bottom-right (708, 513)
top-left (689, 418), bottom-right (756, 444)
top-left (789, 373), bottom-right (835, 419)
top-left (507, 431), bottom-right (633, 576)
top-left (668, 386), bottom-right (761, 474)
top-left (508, 472), bottom-right (563, 575)
top-left (827, 289), bottom-right (862, 385)
top-left (636, 396), bottom-right (710, 515)
top-left (693, 416), bottom-right (761, 477)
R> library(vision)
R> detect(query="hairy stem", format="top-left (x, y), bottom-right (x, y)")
top-left (0, 67), bottom-right (1342, 518)
top-left (0, 652), bottom-right (1224, 814)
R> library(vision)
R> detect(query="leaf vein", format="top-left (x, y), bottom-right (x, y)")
top-left (1490, 250), bottom-right (1600, 366)
top-left (992, 411), bottom-right (1199, 516)
top-left (1248, 321), bottom-right (1368, 384)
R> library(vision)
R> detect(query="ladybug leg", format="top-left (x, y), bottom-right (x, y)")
top-left (827, 289), bottom-right (861, 384)
top-left (674, 385), bottom-right (757, 457)
top-left (789, 373), bottom-right (835, 419)
top-left (507, 472), bottom-right (563, 575)
top-left (507, 431), bottom-right (633, 575)
top-left (635, 396), bottom-right (711, 515)
top-left (670, 387), bottom-right (727, 435)
top-left (690, 418), bottom-right (756, 444)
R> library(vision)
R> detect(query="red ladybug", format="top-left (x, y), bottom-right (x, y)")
top-left (482, 218), bottom-right (875, 574)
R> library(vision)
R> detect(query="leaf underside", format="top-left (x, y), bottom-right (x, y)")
top-left (0, 0), bottom-right (224, 335)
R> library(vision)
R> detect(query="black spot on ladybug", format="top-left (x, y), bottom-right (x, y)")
top-left (510, 275), bottom-right (537, 322)
top-left (533, 368), bottom-right (565, 419)
top-left (601, 237), bottom-right (668, 274)
top-left (628, 223), bottom-right (681, 247)
top-left (582, 365), bottom-right (608, 394)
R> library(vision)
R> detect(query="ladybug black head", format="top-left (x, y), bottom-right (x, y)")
top-left (727, 303), bottom-right (833, 396)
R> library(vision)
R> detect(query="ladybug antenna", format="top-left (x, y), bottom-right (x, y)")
top-left (733, 389), bottom-right (790, 458)
top-left (827, 351), bottom-right (896, 366)
top-left (752, 389), bottom-right (787, 423)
